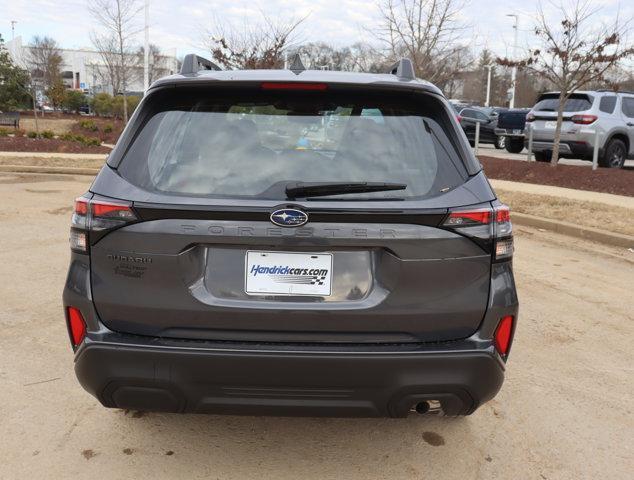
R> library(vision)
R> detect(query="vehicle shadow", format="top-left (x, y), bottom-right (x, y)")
top-left (108, 410), bottom-right (492, 478)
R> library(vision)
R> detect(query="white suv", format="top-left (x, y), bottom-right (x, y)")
top-left (526, 90), bottom-right (634, 168)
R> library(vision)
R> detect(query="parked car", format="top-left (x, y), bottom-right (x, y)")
top-left (526, 90), bottom-right (634, 167)
top-left (459, 106), bottom-right (507, 149)
top-left (63, 56), bottom-right (518, 418)
top-left (494, 109), bottom-right (531, 153)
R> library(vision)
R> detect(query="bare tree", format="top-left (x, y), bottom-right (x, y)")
top-left (204, 14), bottom-right (306, 70)
top-left (133, 44), bottom-right (171, 84)
top-left (26, 36), bottom-right (64, 107)
top-left (372, 0), bottom-right (471, 91)
top-left (499, 1), bottom-right (634, 165)
top-left (88, 0), bottom-right (142, 122)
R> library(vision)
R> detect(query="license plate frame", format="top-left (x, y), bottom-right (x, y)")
top-left (245, 251), bottom-right (333, 296)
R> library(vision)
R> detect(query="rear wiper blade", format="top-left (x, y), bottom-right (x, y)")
top-left (285, 182), bottom-right (407, 199)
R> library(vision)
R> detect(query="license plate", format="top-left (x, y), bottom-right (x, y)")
top-left (544, 121), bottom-right (557, 129)
top-left (513, 129), bottom-right (522, 134)
top-left (245, 251), bottom-right (333, 296)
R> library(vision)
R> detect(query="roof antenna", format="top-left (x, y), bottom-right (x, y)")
top-left (289, 54), bottom-right (305, 75)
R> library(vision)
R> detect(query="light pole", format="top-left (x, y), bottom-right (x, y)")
top-left (143, 0), bottom-right (150, 92)
top-left (507, 14), bottom-right (519, 109)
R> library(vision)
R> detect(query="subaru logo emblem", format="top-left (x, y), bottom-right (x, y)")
top-left (270, 208), bottom-right (308, 227)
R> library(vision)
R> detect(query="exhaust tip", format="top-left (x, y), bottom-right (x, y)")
top-left (414, 402), bottom-right (430, 414)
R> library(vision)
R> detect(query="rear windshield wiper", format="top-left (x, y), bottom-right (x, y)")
top-left (285, 182), bottom-right (407, 199)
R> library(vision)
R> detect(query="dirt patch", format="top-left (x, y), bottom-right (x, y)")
top-left (422, 431), bottom-right (445, 446)
top-left (497, 189), bottom-right (634, 236)
top-left (19, 118), bottom-right (76, 135)
top-left (479, 156), bottom-right (634, 197)
top-left (0, 136), bottom-right (110, 154)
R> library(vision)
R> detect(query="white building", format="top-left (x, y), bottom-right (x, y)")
top-left (6, 36), bottom-right (178, 95)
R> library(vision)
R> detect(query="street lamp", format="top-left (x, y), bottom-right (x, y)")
top-left (506, 14), bottom-right (519, 109)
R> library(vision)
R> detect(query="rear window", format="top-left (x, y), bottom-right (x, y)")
top-left (118, 88), bottom-right (468, 200)
top-left (533, 93), bottom-right (593, 112)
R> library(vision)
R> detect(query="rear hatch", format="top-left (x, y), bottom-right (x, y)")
top-left (88, 84), bottom-right (497, 344)
top-left (529, 93), bottom-right (594, 139)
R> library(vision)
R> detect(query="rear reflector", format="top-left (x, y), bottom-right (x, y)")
top-left (494, 315), bottom-right (514, 355)
top-left (261, 82), bottom-right (328, 91)
top-left (66, 307), bottom-right (86, 347)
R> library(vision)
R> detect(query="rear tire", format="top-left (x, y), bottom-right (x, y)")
top-left (505, 138), bottom-right (524, 154)
top-left (599, 139), bottom-right (626, 168)
top-left (534, 151), bottom-right (551, 162)
top-left (494, 135), bottom-right (506, 149)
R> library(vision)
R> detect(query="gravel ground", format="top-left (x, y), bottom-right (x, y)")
top-left (0, 173), bottom-right (632, 479)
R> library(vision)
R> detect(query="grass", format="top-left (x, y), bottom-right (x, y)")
top-left (496, 189), bottom-right (634, 237)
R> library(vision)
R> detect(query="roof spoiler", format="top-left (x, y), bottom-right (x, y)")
top-left (180, 54), bottom-right (222, 75)
top-left (387, 58), bottom-right (415, 81)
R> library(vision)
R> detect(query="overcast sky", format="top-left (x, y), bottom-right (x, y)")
top-left (1, 0), bottom-right (632, 63)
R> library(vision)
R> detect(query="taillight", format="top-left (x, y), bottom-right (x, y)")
top-left (526, 113), bottom-right (535, 122)
top-left (494, 315), bottom-right (514, 356)
top-left (70, 196), bottom-right (137, 253)
top-left (261, 82), bottom-right (328, 91)
top-left (443, 204), bottom-right (513, 261)
top-left (66, 306), bottom-right (86, 347)
top-left (456, 114), bottom-right (462, 122)
top-left (571, 114), bottom-right (597, 125)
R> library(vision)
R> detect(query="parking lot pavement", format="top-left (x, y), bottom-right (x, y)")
top-left (1, 172), bottom-right (633, 479)
top-left (477, 144), bottom-right (634, 168)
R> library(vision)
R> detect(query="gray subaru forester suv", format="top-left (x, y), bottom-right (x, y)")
top-left (63, 56), bottom-right (518, 417)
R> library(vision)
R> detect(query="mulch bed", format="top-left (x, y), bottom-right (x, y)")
top-left (479, 156), bottom-right (634, 197)
top-left (0, 137), bottom-right (111, 154)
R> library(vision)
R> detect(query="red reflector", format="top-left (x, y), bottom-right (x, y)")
top-left (74, 198), bottom-right (88, 215)
top-left (92, 201), bottom-right (133, 218)
top-left (67, 307), bottom-right (86, 347)
top-left (494, 315), bottom-right (514, 355)
top-left (261, 82), bottom-right (328, 91)
top-left (496, 206), bottom-right (510, 223)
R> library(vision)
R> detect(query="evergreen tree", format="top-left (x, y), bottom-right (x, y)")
top-left (0, 34), bottom-right (31, 110)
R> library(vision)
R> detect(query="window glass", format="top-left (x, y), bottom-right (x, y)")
top-left (533, 94), bottom-right (593, 112)
top-left (622, 97), bottom-right (634, 118)
top-left (118, 89), bottom-right (469, 200)
top-left (599, 96), bottom-right (616, 114)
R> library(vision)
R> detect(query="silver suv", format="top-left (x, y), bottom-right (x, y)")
top-left (526, 90), bottom-right (634, 168)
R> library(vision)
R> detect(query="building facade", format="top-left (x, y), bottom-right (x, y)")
top-left (6, 36), bottom-right (178, 96)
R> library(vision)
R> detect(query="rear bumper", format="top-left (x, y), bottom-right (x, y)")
top-left (74, 335), bottom-right (505, 417)
top-left (494, 128), bottom-right (524, 137)
top-left (530, 139), bottom-right (594, 158)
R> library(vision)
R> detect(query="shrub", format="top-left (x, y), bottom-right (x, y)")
top-left (91, 93), bottom-right (114, 117)
top-left (103, 123), bottom-right (113, 133)
top-left (82, 137), bottom-right (102, 146)
top-left (0, 128), bottom-right (9, 137)
top-left (78, 119), bottom-right (98, 131)
top-left (26, 131), bottom-right (38, 138)
top-left (41, 130), bottom-right (55, 139)
top-left (112, 95), bottom-right (141, 119)
top-left (62, 90), bottom-right (88, 113)
top-left (14, 129), bottom-right (25, 137)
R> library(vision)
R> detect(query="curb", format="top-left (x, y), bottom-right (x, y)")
top-left (0, 165), bottom-right (99, 176)
top-left (512, 212), bottom-right (634, 248)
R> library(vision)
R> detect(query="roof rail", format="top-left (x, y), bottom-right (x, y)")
top-left (387, 58), bottom-right (415, 81)
top-left (595, 88), bottom-right (634, 94)
top-left (180, 54), bottom-right (221, 75)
